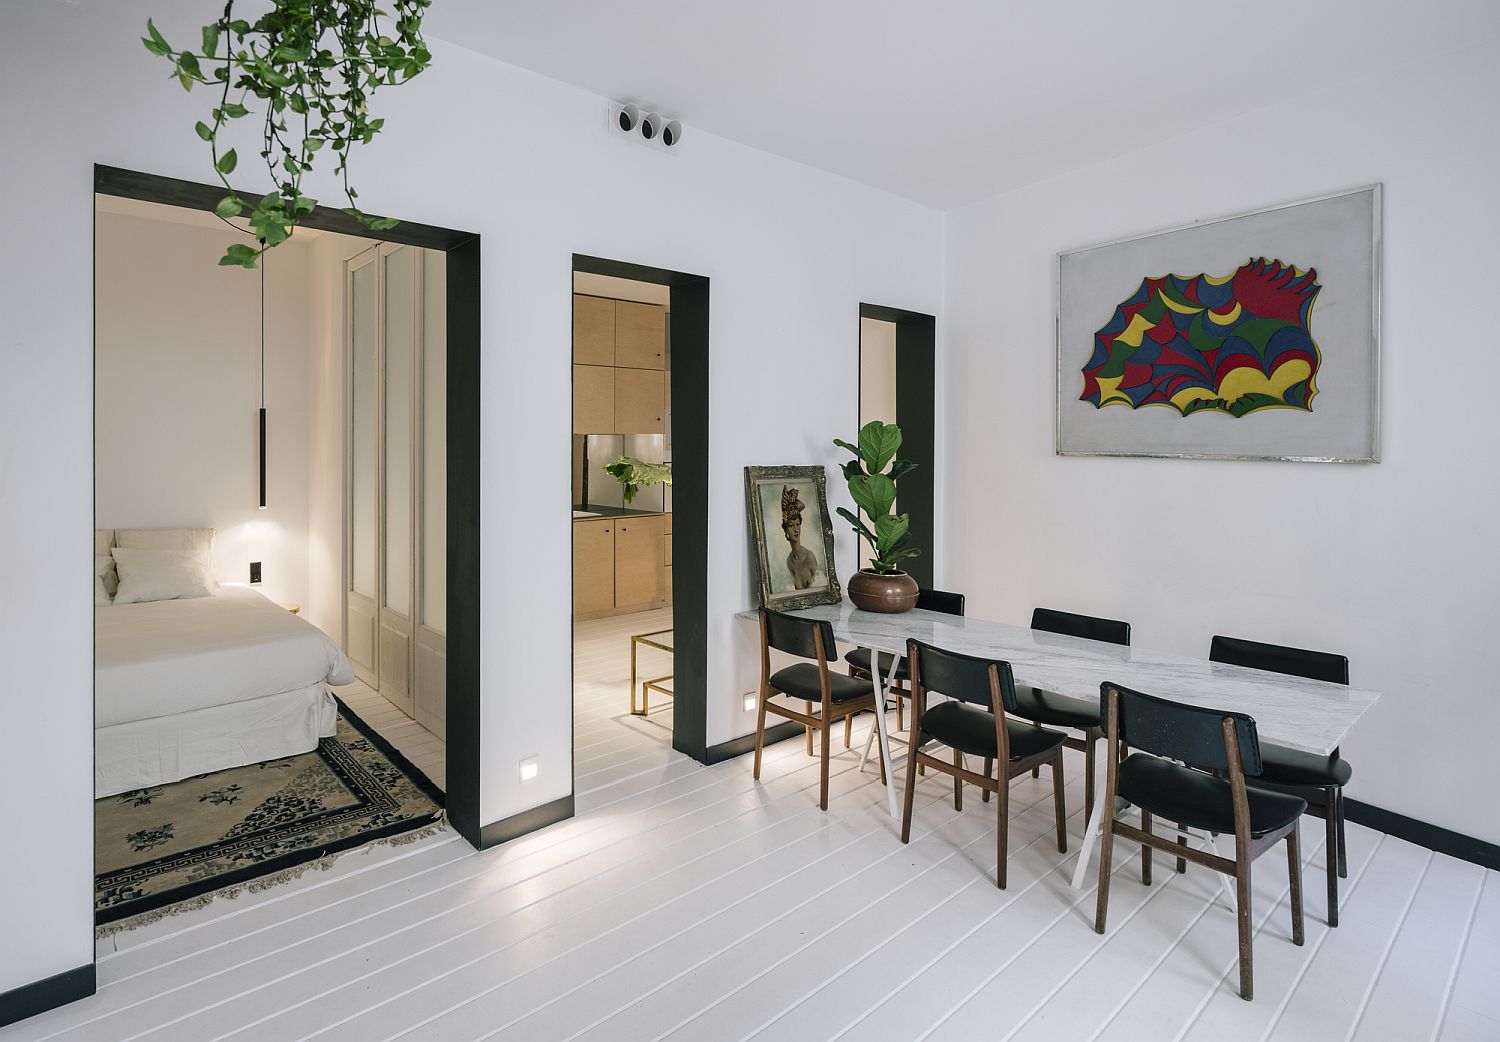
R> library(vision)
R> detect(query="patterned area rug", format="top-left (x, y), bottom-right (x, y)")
top-left (95, 698), bottom-right (444, 931)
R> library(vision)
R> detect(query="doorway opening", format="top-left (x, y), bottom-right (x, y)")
top-left (857, 304), bottom-right (936, 587)
top-left (91, 165), bottom-right (484, 934)
top-left (570, 255), bottom-right (709, 801)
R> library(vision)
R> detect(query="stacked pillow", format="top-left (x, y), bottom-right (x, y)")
top-left (97, 528), bottom-right (219, 605)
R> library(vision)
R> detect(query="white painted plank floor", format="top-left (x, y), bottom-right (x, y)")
top-left (11, 611), bottom-right (1495, 1040)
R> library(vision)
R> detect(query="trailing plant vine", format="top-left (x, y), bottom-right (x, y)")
top-left (141, 0), bottom-right (434, 267)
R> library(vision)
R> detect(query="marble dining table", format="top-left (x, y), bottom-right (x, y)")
top-left (737, 600), bottom-right (1380, 889)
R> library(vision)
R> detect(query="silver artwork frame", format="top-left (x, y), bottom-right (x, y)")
top-left (1055, 184), bottom-right (1382, 463)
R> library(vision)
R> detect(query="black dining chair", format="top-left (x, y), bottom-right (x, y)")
top-left (901, 639), bottom-right (1068, 888)
top-left (1094, 683), bottom-right (1306, 1001)
top-left (844, 588), bottom-right (966, 740)
top-left (1209, 635), bottom-right (1352, 927)
top-left (753, 607), bottom-right (879, 811)
top-left (1012, 608), bottom-right (1131, 819)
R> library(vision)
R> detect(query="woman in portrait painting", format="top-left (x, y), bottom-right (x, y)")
top-left (781, 485), bottom-right (818, 590)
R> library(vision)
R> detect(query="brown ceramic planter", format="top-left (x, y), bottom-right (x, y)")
top-left (847, 569), bottom-right (919, 613)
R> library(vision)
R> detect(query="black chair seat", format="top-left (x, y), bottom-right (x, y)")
top-left (1253, 744), bottom-right (1353, 789)
top-left (1013, 685), bottom-right (1101, 731)
top-left (843, 647), bottom-right (909, 682)
top-left (770, 663), bottom-right (874, 703)
top-left (922, 701), bottom-right (1066, 761)
top-left (1116, 754), bottom-right (1307, 838)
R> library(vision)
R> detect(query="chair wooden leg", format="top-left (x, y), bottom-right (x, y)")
top-left (900, 748), bottom-right (919, 845)
top-left (819, 719), bottom-right (831, 811)
top-left (981, 758), bottom-right (993, 803)
top-left (953, 748), bottom-right (963, 811)
top-left (1176, 824), bottom-right (1187, 873)
top-left (1083, 729), bottom-right (1097, 821)
top-left (752, 688), bottom-right (768, 780)
top-left (1288, 822), bottom-right (1305, 946)
top-left (1335, 789), bottom-right (1348, 878)
top-left (1325, 801), bottom-right (1340, 928)
top-left (1094, 810), bottom-right (1115, 933)
top-left (1141, 809), bottom-right (1153, 885)
top-left (1052, 753), bottom-right (1067, 853)
top-left (1236, 859), bottom-right (1254, 1000)
top-left (997, 770), bottom-right (1010, 889)
top-left (805, 710), bottom-right (813, 755)
top-left (843, 714), bottom-right (852, 749)
top-left (895, 690), bottom-right (904, 732)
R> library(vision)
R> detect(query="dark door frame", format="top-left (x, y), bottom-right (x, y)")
top-left (571, 255), bottom-right (715, 763)
top-left (858, 303), bottom-right (936, 588)
top-left (91, 166), bottom-right (487, 847)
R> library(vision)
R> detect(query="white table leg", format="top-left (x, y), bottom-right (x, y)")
top-left (1070, 795), bottom-right (1108, 889)
top-left (852, 646), bottom-right (902, 818)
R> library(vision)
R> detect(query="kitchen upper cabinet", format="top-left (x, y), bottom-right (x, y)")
top-left (572, 519), bottom-right (615, 615)
top-left (615, 368), bottom-right (665, 434)
top-left (613, 515), bottom-right (666, 611)
top-left (573, 295), bottom-right (615, 366)
top-left (573, 364), bottom-right (614, 434)
top-left (614, 301), bottom-right (666, 370)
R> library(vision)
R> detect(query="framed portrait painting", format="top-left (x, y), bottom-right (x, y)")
top-left (745, 465), bottom-right (842, 610)
top-left (1056, 184), bottom-right (1381, 462)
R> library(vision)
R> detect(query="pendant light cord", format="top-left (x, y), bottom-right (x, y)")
top-left (260, 244), bottom-right (266, 409)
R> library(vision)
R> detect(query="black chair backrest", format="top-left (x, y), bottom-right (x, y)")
top-left (761, 607), bottom-right (834, 662)
top-left (1102, 682), bottom-right (1262, 776)
top-left (907, 638), bottom-right (1017, 712)
top-left (1032, 607), bottom-right (1130, 646)
top-left (1209, 635), bottom-right (1348, 686)
top-left (917, 588), bottom-right (966, 617)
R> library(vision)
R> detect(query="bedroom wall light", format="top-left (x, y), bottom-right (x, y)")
top-left (519, 757), bottom-right (539, 782)
top-left (258, 241), bottom-right (268, 510)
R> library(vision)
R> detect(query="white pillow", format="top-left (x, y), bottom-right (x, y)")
top-left (94, 555), bottom-right (113, 606)
top-left (95, 531), bottom-right (118, 596)
top-left (114, 528), bottom-right (216, 586)
top-left (112, 547), bottom-right (215, 604)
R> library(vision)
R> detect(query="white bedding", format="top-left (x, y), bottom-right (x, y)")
top-left (95, 585), bottom-right (354, 796)
top-left (95, 584), bottom-right (353, 728)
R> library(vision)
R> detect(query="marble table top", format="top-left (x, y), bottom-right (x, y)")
top-left (736, 602), bottom-right (1379, 756)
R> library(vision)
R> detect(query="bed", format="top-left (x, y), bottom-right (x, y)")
top-left (95, 584), bottom-right (354, 798)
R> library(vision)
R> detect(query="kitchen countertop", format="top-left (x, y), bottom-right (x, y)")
top-left (572, 505), bottom-right (669, 520)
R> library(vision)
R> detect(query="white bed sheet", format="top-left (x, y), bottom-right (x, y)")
top-left (95, 682), bottom-right (336, 798)
top-left (95, 584), bottom-right (354, 728)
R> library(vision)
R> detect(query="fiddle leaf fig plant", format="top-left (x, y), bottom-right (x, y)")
top-left (834, 420), bottom-right (920, 575)
top-left (141, 0), bottom-right (434, 268)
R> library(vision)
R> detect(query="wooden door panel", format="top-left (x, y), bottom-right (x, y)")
top-left (614, 368), bottom-right (664, 434)
top-left (415, 627), bottom-right (446, 740)
top-left (573, 519), bottom-right (615, 615)
top-left (379, 609), bottom-right (414, 715)
top-left (614, 515), bottom-right (665, 611)
top-left (614, 301), bottom-right (666, 370)
top-left (347, 594), bottom-right (378, 687)
top-left (573, 295), bottom-right (615, 366)
top-left (573, 364), bottom-right (615, 434)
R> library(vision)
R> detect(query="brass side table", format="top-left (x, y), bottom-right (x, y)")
top-left (629, 628), bottom-right (674, 715)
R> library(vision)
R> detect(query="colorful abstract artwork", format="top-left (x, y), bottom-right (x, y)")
top-left (1080, 259), bottom-right (1322, 418)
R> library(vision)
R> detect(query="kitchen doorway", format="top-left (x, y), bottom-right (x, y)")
top-left (570, 256), bottom-right (709, 800)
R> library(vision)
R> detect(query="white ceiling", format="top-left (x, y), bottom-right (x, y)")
top-left (429, 0), bottom-right (1495, 210)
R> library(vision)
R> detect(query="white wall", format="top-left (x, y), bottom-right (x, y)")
top-left (942, 45), bottom-right (1500, 843)
top-left (0, 0), bottom-right (942, 995)
top-left (94, 208), bottom-right (312, 607)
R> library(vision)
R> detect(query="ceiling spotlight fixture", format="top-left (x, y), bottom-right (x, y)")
top-left (609, 101), bottom-right (683, 152)
top-left (640, 112), bottom-right (662, 141)
top-left (617, 102), bottom-right (640, 133)
top-left (662, 120), bottom-right (682, 147)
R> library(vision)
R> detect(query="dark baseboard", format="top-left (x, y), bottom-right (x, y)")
top-left (1344, 798), bottom-right (1500, 871)
top-left (1, 964), bottom-right (96, 1029)
top-left (476, 794), bottom-right (575, 849)
top-left (703, 721), bottom-right (801, 765)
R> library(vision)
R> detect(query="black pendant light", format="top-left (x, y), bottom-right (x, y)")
top-left (258, 242), bottom-right (267, 510)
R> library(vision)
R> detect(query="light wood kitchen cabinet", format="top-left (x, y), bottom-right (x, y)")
top-left (573, 364), bottom-right (614, 434)
top-left (614, 301), bottom-right (666, 370)
top-left (614, 368), bottom-right (665, 434)
top-left (572, 295), bottom-right (615, 366)
top-left (572, 518), bottom-right (615, 615)
top-left (613, 515), bottom-right (666, 611)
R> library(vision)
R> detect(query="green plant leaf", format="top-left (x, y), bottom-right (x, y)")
top-left (145, 18), bottom-right (170, 52)
top-left (832, 438), bottom-right (861, 459)
top-left (873, 513), bottom-right (909, 554)
top-left (141, 35), bottom-right (171, 57)
top-left (219, 242), bottom-right (259, 268)
top-left (857, 421), bottom-right (902, 474)
top-left (214, 194), bottom-right (242, 219)
top-left (216, 148), bottom-right (237, 174)
top-left (201, 23), bottom-right (221, 57)
top-left (887, 458), bottom-right (918, 482)
top-left (223, 101), bottom-right (249, 118)
top-left (177, 51), bottom-right (202, 80)
top-left (194, 120), bottom-right (213, 141)
top-left (847, 473), bottom-right (896, 520)
top-left (835, 507), bottom-right (878, 547)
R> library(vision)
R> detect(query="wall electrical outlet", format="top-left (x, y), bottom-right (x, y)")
top-left (249, 561), bottom-right (262, 584)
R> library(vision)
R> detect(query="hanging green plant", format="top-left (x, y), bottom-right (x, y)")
top-left (604, 457), bottom-right (673, 504)
top-left (141, 1), bottom-right (434, 268)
